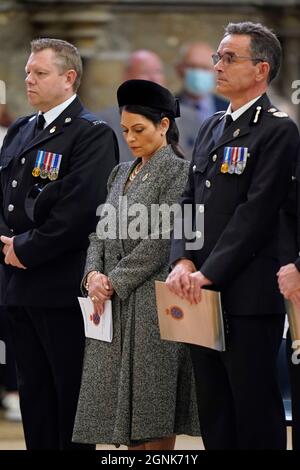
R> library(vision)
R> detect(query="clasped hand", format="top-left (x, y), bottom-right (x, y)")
top-left (88, 272), bottom-right (114, 315)
top-left (0, 235), bottom-right (26, 269)
top-left (277, 263), bottom-right (300, 308)
top-left (166, 259), bottom-right (212, 304)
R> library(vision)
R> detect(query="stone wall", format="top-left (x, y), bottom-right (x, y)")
top-left (0, 0), bottom-right (299, 121)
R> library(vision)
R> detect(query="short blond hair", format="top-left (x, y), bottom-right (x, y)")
top-left (30, 38), bottom-right (83, 92)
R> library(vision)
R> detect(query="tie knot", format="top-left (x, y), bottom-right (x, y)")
top-left (36, 113), bottom-right (46, 130)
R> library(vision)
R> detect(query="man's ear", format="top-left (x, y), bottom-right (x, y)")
top-left (256, 61), bottom-right (270, 83)
top-left (65, 69), bottom-right (77, 90)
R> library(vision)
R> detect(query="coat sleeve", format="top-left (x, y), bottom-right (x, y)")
top-left (278, 167), bottom-right (298, 267)
top-left (169, 159), bottom-right (197, 267)
top-left (108, 162), bottom-right (189, 301)
top-left (280, 147), bottom-right (300, 270)
top-left (13, 123), bottom-right (118, 268)
top-left (200, 119), bottom-right (300, 285)
top-left (80, 164), bottom-right (122, 294)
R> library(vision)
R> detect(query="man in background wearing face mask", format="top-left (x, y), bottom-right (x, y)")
top-left (175, 42), bottom-right (228, 157)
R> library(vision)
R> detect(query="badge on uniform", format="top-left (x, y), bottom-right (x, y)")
top-left (221, 147), bottom-right (248, 175)
top-left (32, 150), bottom-right (62, 181)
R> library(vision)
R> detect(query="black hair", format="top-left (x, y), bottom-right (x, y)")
top-left (121, 104), bottom-right (185, 159)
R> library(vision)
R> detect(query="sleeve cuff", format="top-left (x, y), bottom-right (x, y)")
top-left (295, 257), bottom-right (300, 272)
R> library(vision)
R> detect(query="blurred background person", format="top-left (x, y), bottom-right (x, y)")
top-left (175, 42), bottom-right (228, 156)
top-left (0, 105), bottom-right (13, 148)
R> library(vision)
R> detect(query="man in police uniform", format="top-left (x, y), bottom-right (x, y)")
top-left (0, 38), bottom-right (118, 449)
top-left (167, 22), bottom-right (300, 449)
top-left (277, 150), bottom-right (300, 449)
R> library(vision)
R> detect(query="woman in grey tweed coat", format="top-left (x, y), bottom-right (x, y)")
top-left (73, 80), bottom-right (200, 449)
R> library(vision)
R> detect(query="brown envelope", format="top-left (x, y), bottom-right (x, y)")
top-left (155, 281), bottom-right (225, 351)
top-left (285, 300), bottom-right (300, 342)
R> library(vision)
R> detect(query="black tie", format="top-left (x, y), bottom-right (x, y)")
top-left (213, 114), bottom-right (233, 144)
top-left (35, 113), bottom-right (46, 134)
top-left (223, 114), bottom-right (233, 132)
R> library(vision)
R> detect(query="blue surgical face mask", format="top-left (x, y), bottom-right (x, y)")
top-left (184, 68), bottom-right (215, 96)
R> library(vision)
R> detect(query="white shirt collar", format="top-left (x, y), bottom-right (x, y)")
top-left (222, 95), bottom-right (262, 121)
top-left (38, 94), bottom-right (77, 128)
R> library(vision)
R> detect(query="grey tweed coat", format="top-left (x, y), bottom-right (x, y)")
top-left (73, 145), bottom-right (200, 446)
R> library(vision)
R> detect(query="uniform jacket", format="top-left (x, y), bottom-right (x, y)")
top-left (0, 96), bottom-right (119, 307)
top-left (170, 93), bottom-right (300, 316)
top-left (73, 146), bottom-right (200, 445)
top-left (279, 145), bottom-right (300, 269)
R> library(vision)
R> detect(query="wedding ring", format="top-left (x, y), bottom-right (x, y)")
top-left (190, 285), bottom-right (195, 290)
top-left (91, 296), bottom-right (98, 302)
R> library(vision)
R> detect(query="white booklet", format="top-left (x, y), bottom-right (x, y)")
top-left (78, 297), bottom-right (113, 342)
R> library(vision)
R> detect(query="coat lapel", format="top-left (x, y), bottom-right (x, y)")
top-left (18, 115), bottom-right (36, 153)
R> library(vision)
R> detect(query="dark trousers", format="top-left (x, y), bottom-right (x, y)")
top-left (286, 332), bottom-right (300, 450)
top-left (7, 305), bottom-right (94, 450)
top-left (190, 314), bottom-right (286, 449)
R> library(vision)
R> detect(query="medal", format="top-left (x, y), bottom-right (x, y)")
top-left (32, 150), bottom-right (44, 177)
top-left (48, 153), bottom-right (62, 181)
top-left (40, 152), bottom-right (51, 178)
top-left (48, 168), bottom-right (59, 181)
top-left (221, 147), bottom-right (231, 174)
top-left (32, 167), bottom-right (40, 177)
top-left (228, 147), bottom-right (238, 174)
top-left (235, 147), bottom-right (248, 175)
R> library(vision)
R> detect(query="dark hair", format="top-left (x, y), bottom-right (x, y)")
top-left (31, 38), bottom-right (82, 92)
top-left (121, 104), bottom-right (185, 159)
top-left (224, 22), bottom-right (282, 83)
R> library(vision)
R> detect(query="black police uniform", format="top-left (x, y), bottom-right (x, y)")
top-left (279, 144), bottom-right (300, 450)
top-left (170, 93), bottom-right (300, 449)
top-left (0, 96), bottom-right (119, 449)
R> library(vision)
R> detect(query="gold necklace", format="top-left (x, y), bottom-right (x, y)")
top-left (129, 161), bottom-right (143, 182)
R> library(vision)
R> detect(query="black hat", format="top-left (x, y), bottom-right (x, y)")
top-left (117, 79), bottom-right (180, 118)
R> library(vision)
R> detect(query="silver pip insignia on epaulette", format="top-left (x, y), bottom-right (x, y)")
top-left (273, 111), bottom-right (289, 118)
top-left (92, 120), bottom-right (105, 126)
top-left (268, 108), bottom-right (289, 118)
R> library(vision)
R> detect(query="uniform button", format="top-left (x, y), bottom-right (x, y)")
top-left (198, 204), bottom-right (204, 213)
top-left (21, 157), bottom-right (26, 165)
top-left (205, 180), bottom-right (211, 188)
top-left (8, 204), bottom-right (14, 212)
top-left (192, 164), bottom-right (196, 173)
top-left (11, 180), bottom-right (18, 188)
top-left (10, 228), bottom-right (14, 234)
top-left (212, 154), bottom-right (217, 162)
top-left (196, 231), bottom-right (202, 239)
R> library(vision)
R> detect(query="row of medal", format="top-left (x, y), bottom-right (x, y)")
top-left (221, 146), bottom-right (248, 175)
top-left (32, 150), bottom-right (62, 181)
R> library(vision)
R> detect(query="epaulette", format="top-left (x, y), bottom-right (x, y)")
top-left (265, 107), bottom-right (289, 118)
top-left (80, 112), bottom-right (107, 126)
